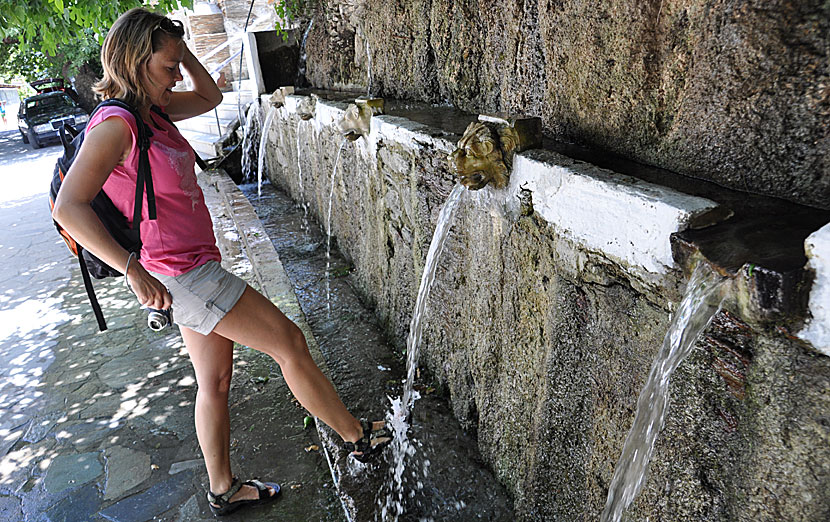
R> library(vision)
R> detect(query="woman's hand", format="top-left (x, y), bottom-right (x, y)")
top-left (126, 262), bottom-right (172, 310)
top-left (165, 41), bottom-right (223, 121)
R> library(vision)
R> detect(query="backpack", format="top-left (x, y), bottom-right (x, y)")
top-left (49, 99), bottom-right (206, 332)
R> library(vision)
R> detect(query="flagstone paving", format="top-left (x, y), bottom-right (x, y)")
top-left (0, 155), bottom-right (343, 521)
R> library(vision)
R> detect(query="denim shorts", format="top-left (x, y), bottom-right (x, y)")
top-left (150, 260), bottom-right (247, 335)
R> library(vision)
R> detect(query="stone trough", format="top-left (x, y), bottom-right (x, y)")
top-left (243, 88), bottom-right (830, 521)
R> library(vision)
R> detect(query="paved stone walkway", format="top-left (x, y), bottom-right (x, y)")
top-left (0, 141), bottom-right (342, 521)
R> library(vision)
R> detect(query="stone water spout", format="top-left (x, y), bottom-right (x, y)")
top-left (291, 94), bottom-right (316, 121)
top-left (266, 86), bottom-right (295, 108)
top-left (337, 97), bottom-right (384, 141)
top-left (448, 115), bottom-right (542, 190)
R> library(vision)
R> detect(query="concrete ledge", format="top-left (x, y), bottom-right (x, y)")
top-left (282, 93), bottom-right (722, 284)
top-left (283, 95), bottom-right (457, 156)
top-left (508, 149), bottom-right (721, 279)
top-left (798, 222), bottom-right (830, 355)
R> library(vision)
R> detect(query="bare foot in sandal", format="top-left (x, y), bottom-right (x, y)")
top-left (343, 419), bottom-right (393, 462)
top-left (208, 477), bottom-right (280, 516)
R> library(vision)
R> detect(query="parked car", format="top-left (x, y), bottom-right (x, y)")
top-left (17, 78), bottom-right (89, 149)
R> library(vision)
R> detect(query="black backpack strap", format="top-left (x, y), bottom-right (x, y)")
top-left (59, 123), bottom-right (80, 153)
top-left (133, 134), bottom-right (155, 229)
top-left (76, 245), bottom-right (107, 332)
top-left (194, 151), bottom-right (209, 171)
top-left (95, 100), bottom-right (156, 232)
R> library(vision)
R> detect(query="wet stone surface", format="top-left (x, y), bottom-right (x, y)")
top-left (98, 470), bottom-right (196, 522)
top-left (241, 180), bottom-right (515, 520)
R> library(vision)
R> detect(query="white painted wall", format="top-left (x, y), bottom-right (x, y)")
top-left (798, 222), bottom-right (830, 356)
top-left (508, 149), bottom-right (720, 278)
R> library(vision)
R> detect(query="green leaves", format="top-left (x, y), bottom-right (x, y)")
top-left (1, 1), bottom-right (194, 59)
top-left (273, 0), bottom-right (314, 40)
top-left (0, 26), bottom-right (99, 82)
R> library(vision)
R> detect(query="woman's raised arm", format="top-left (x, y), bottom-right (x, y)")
top-left (165, 44), bottom-right (223, 121)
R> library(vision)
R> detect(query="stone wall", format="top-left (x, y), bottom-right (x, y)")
top-left (257, 95), bottom-right (830, 520)
top-left (302, 0), bottom-right (830, 210)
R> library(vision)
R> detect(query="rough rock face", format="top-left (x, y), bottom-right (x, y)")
top-left (304, 0), bottom-right (830, 209)
top-left (260, 100), bottom-right (830, 520)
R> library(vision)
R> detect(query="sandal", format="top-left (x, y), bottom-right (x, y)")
top-left (207, 476), bottom-right (281, 517)
top-left (342, 418), bottom-right (393, 463)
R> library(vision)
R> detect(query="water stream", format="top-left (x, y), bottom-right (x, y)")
top-left (257, 105), bottom-right (279, 197)
top-left (241, 99), bottom-right (261, 183)
top-left (600, 262), bottom-right (727, 522)
top-left (366, 37), bottom-right (373, 97)
top-left (326, 138), bottom-right (348, 310)
top-left (240, 180), bottom-right (514, 521)
top-left (382, 183), bottom-right (468, 521)
top-left (297, 18), bottom-right (314, 86)
top-left (296, 120), bottom-right (310, 231)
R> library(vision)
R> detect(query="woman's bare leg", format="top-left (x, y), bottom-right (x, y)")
top-left (213, 285), bottom-right (364, 444)
top-left (180, 326), bottom-right (274, 503)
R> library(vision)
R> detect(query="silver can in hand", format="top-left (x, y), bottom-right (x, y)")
top-left (147, 308), bottom-right (172, 331)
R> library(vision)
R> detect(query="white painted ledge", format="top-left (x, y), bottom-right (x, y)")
top-left (281, 97), bottom-right (722, 281)
top-left (286, 97), bottom-right (456, 154)
top-left (508, 149), bottom-right (720, 277)
top-left (797, 222), bottom-right (830, 356)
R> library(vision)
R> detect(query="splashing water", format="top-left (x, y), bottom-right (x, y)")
top-left (380, 393), bottom-right (421, 521)
top-left (257, 105), bottom-right (279, 197)
top-left (600, 262), bottom-right (727, 522)
top-left (381, 183), bottom-right (467, 521)
top-left (325, 138), bottom-right (348, 311)
top-left (241, 100), bottom-right (262, 183)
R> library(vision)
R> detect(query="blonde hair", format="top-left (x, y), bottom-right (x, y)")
top-left (94, 8), bottom-right (184, 107)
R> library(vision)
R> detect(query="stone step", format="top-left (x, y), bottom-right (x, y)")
top-left (181, 128), bottom-right (223, 158)
top-left (213, 102), bottom-right (248, 120)
top-left (176, 112), bottom-right (235, 135)
top-left (224, 85), bottom-right (257, 104)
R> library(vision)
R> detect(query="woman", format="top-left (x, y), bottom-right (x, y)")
top-left (52, 8), bottom-right (388, 516)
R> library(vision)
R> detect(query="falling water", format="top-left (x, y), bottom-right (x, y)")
top-left (296, 120), bottom-right (310, 230)
top-left (381, 183), bottom-right (468, 521)
top-left (600, 262), bottom-right (727, 522)
top-left (257, 105), bottom-right (279, 198)
top-left (401, 183), bottom-right (466, 408)
top-left (366, 37), bottom-right (373, 97)
top-left (325, 138), bottom-right (348, 310)
top-left (296, 18), bottom-right (314, 86)
top-left (241, 99), bottom-right (261, 183)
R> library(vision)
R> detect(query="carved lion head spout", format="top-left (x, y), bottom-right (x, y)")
top-left (297, 96), bottom-right (316, 120)
top-left (447, 122), bottom-right (509, 190)
top-left (268, 86), bottom-right (295, 108)
top-left (338, 104), bottom-right (366, 140)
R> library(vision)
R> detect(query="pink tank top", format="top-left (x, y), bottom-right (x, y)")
top-left (87, 105), bottom-right (221, 276)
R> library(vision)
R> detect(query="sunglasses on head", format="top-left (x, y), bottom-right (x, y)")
top-left (153, 17), bottom-right (185, 37)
